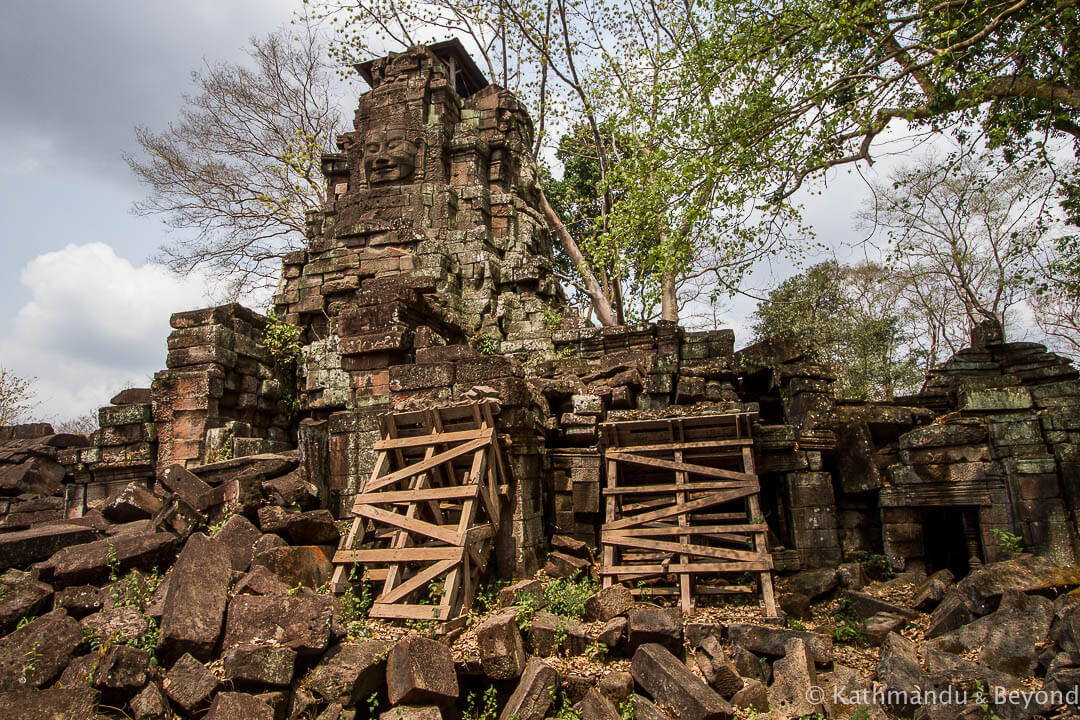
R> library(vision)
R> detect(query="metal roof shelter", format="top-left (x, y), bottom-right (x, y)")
top-left (354, 38), bottom-right (490, 98)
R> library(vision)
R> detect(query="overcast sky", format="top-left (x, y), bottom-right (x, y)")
top-left (0, 0), bottom-right (886, 422)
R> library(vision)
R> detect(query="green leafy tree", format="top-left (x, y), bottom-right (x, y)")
top-left (751, 261), bottom-right (924, 399)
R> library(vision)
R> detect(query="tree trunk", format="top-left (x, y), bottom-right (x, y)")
top-left (539, 189), bottom-right (618, 326)
top-left (660, 272), bottom-right (678, 323)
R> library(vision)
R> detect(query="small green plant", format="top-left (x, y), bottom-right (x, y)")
top-left (857, 551), bottom-right (896, 579)
top-left (973, 679), bottom-right (1003, 720)
top-left (262, 310), bottom-right (303, 366)
top-left (473, 579), bottom-right (507, 615)
top-left (583, 642), bottom-right (608, 662)
top-left (105, 540), bottom-right (120, 583)
top-left (618, 698), bottom-right (636, 720)
top-left (21, 642), bottom-right (41, 684)
top-left (207, 427), bottom-right (234, 463)
top-left (542, 308), bottom-right (563, 331)
top-left (15, 615), bottom-right (36, 630)
top-left (831, 597), bottom-right (866, 645)
top-left (551, 689), bottom-right (582, 720)
top-left (206, 511), bottom-right (234, 537)
top-left (462, 684), bottom-right (500, 720)
top-left (366, 691), bottom-right (380, 716)
top-left (991, 528), bottom-right (1024, 554)
top-left (635, 579), bottom-right (650, 600)
top-left (472, 331), bottom-right (500, 355)
top-left (515, 590), bottom-right (542, 631)
top-left (788, 619), bottom-right (806, 631)
top-left (543, 573), bottom-right (596, 619)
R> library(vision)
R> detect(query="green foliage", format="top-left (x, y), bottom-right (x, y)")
top-left (462, 684), bottom-right (500, 720)
top-left (16, 615), bottom-right (36, 631)
top-left (751, 261), bottom-right (924, 400)
top-left (263, 311), bottom-right (303, 367)
top-left (857, 551), bottom-right (896, 580)
top-left (340, 565), bottom-right (374, 639)
top-left (105, 541), bottom-right (120, 584)
top-left (992, 528), bottom-right (1025, 554)
top-left (832, 598), bottom-right (866, 645)
top-left (471, 331), bottom-right (501, 356)
top-left (618, 699), bottom-right (636, 720)
top-left (366, 691), bottom-right (380, 716)
top-left (788, 619), bottom-right (806, 631)
top-left (206, 512), bottom-right (234, 537)
top-left (543, 574), bottom-right (597, 620)
top-left (207, 427), bottom-right (234, 464)
top-left (551, 689), bottom-right (582, 720)
top-left (515, 590), bottom-right (543, 631)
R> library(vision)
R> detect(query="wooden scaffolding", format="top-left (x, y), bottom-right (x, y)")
top-left (330, 401), bottom-right (507, 624)
top-left (599, 412), bottom-right (778, 616)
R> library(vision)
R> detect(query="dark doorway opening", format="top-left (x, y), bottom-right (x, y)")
top-left (921, 507), bottom-right (972, 577)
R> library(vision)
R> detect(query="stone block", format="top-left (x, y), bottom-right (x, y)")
top-left (0, 610), bottom-right (84, 688)
top-left (727, 623), bottom-right (833, 663)
top-left (222, 642), bottom-right (297, 687)
top-left (162, 653), bottom-right (218, 713)
top-left (584, 584), bottom-right (633, 622)
top-left (0, 523), bottom-right (98, 572)
top-left (158, 533), bottom-right (232, 664)
top-left (498, 657), bottom-right (556, 720)
top-left (222, 592), bottom-right (334, 657)
top-left (475, 609), bottom-right (527, 679)
top-left (627, 606), bottom-right (683, 653)
top-left (305, 641), bottom-right (392, 705)
top-left (386, 635), bottom-right (458, 706)
top-left (631, 643), bottom-right (734, 720)
top-left (204, 692), bottom-right (275, 720)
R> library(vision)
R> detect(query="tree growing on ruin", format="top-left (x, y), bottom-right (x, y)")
top-left (126, 27), bottom-right (344, 298)
top-left (751, 261), bottom-right (925, 400)
top-left (0, 368), bottom-right (36, 427)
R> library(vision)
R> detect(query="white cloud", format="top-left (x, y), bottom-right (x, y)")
top-left (0, 243), bottom-right (211, 422)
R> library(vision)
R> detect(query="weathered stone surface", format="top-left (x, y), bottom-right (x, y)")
top-left (222, 642), bottom-right (297, 687)
top-left (551, 534), bottom-right (591, 558)
top-left (732, 645), bottom-right (770, 684)
top-left (211, 514), bottom-right (262, 573)
top-left (498, 578), bottom-right (543, 607)
top-left (159, 532), bottom-right (232, 663)
top-left (159, 464), bottom-right (213, 509)
top-left (0, 688), bottom-right (98, 720)
top-left (379, 707), bottom-right (443, 720)
top-left (926, 591), bottom-right (977, 639)
top-left (91, 645), bottom-right (152, 699)
top-left (0, 523), bottom-right (98, 572)
top-left (864, 612), bottom-right (910, 645)
top-left (822, 664), bottom-right (887, 720)
top-left (251, 545), bottom-right (333, 589)
top-left (598, 670), bottom-right (634, 704)
top-left (912, 569), bottom-right (955, 611)
top-left (476, 608), bottom-right (526, 679)
top-left (55, 585), bottom-right (104, 620)
top-left (695, 635), bottom-right (743, 698)
top-left (768, 637), bottom-right (821, 718)
top-left (306, 640), bottom-right (391, 705)
top-left (0, 569), bottom-right (52, 635)
top-left (81, 606), bottom-right (153, 645)
top-left (729, 678), bottom-right (768, 712)
top-left (875, 632), bottom-right (924, 716)
top-left (234, 565), bottom-right (291, 596)
top-left (46, 532), bottom-right (177, 587)
top-left (387, 635), bottom-right (459, 706)
top-left (498, 657), bottom-right (557, 720)
top-left (788, 567), bottom-right (838, 600)
top-left (543, 551), bottom-right (589, 578)
top-left (584, 584), bottom-right (633, 622)
top-left (954, 556), bottom-right (1080, 615)
top-left (594, 616), bottom-right (627, 650)
top-left (779, 592), bottom-right (812, 619)
top-left (102, 483), bottom-right (163, 522)
top-left (528, 611), bottom-right (586, 656)
top-left (0, 609), bottom-right (84, 688)
top-left (631, 643), bottom-right (734, 720)
top-left (631, 693), bottom-right (671, 720)
top-left (163, 653), bottom-right (219, 713)
top-left (205, 691), bottom-right (275, 720)
top-left (727, 623), bottom-right (833, 663)
top-left (575, 688), bottom-right (620, 720)
top-left (223, 592), bottom-right (334, 656)
top-left (130, 682), bottom-right (169, 719)
top-left (626, 606), bottom-right (682, 653)
top-left (843, 590), bottom-right (920, 620)
top-left (282, 509), bottom-right (341, 545)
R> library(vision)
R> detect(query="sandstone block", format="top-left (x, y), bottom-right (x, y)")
top-left (158, 533), bottom-right (232, 664)
top-left (0, 569), bottom-right (53, 635)
top-left (204, 691), bottom-right (275, 720)
top-left (627, 606), bottom-right (682, 653)
top-left (222, 642), bottom-right (297, 687)
top-left (584, 584), bottom-right (633, 622)
top-left (163, 653), bottom-right (218, 713)
top-left (476, 609), bottom-right (527, 679)
top-left (386, 635), bottom-right (459, 706)
top-left (631, 643), bottom-right (734, 720)
top-left (498, 657), bottom-right (557, 720)
top-left (0, 610), bottom-right (85, 688)
top-left (306, 641), bottom-right (392, 705)
top-left (222, 592), bottom-right (334, 656)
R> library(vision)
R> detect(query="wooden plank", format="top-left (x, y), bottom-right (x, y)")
top-left (607, 451), bottom-right (757, 482)
top-left (601, 560), bottom-right (774, 574)
top-left (378, 555), bottom-right (461, 605)
top-left (601, 534), bottom-right (766, 562)
top-left (604, 486), bottom-right (758, 530)
top-left (368, 603), bottom-right (443, 620)
top-left (354, 505), bottom-right (461, 545)
top-left (354, 486), bottom-right (479, 504)
top-left (604, 523), bottom-right (768, 537)
top-left (674, 440), bottom-right (692, 613)
top-left (373, 427), bottom-right (493, 450)
top-left (364, 437), bottom-right (491, 493)
top-left (333, 547), bottom-right (462, 563)
top-left (604, 480), bottom-right (760, 495)
top-left (743, 445), bottom-right (778, 618)
top-left (604, 439), bottom-right (753, 452)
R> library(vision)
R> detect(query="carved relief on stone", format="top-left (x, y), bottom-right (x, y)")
top-left (362, 118), bottom-right (422, 186)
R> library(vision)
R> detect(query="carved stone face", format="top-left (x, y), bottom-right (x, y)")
top-left (364, 128), bottom-right (419, 186)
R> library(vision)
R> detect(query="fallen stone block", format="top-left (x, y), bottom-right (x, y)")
top-left (222, 592), bottom-right (334, 656)
top-left (46, 532), bottom-right (177, 587)
top-left (627, 606), bottom-right (682, 653)
top-left (0, 523), bottom-right (98, 572)
top-left (386, 635), bottom-right (459, 706)
top-left (912, 569), bottom-right (954, 611)
top-left (543, 551), bottom-right (590, 578)
top-left (102, 483), bottom-right (164, 522)
top-left (593, 616), bottom-right (627, 650)
top-left (205, 691), bottom-right (275, 720)
top-left (306, 640), bottom-right (392, 705)
top-left (158, 532), bottom-right (232, 664)
top-left (0, 688), bottom-right (98, 720)
top-left (787, 567), bottom-right (839, 600)
top-left (875, 632), bottom-right (925, 716)
top-left (551, 534), bottom-right (591, 558)
top-left (843, 590), bottom-right (920, 621)
top-left (476, 608), bottom-right (527, 679)
top-left (584, 584), bottom-right (633, 622)
top-left (162, 653), bottom-right (218, 714)
top-left (729, 678), bottom-right (768, 712)
top-left (926, 591), bottom-right (977, 638)
top-left (210, 514), bottom-right (262, 573)
top-left (53, 585), bottom-right (103, 618)
top-left (864, 612), bottom-right (910, 645)
top-left (222, 642), bottom-right (297, 687)
top-left (695, 635), bottom-right (743, 698)
top-left (251, 545), bottom-right (333, 589)
top-left (379, 707), bottom-right (443, 720)
top-left (528, 611), bottom-right (587, 656)
top-left (498, 578), bottom-right (544, 608)
top-left (130, 682), bottom-right (168, 719)
top-left (598, 670), bottom-right (634, 704)
top-left (0, 569), bottom-right (52, 635)
top-left (234, 565), bottom-right (291, 596)
top-left (630, 693), bottom-right (670, 720)
top-left (631, 643), bottom-right (734, 720)
top-left (0, 609), bottom-right (85, 688)
top-left (283, 509), bottom-right (341, 545)
top-left (955, 556), bottom-right (1080, 616)
top-left (575, 687), bottom-right (620, 720)
top-left (81, 606), bottom-right (154, 646)
top-left (732, 645), bottom-right (770, 684)
top-left (767, 637), bottom-right (820, 718)
top-left (159, 464), bottom-right (213, 510)
top-left (498, 657), bottom-right (557, 720)
top-left (90, 644), bottom-right (152, 700)
top-left (727, 623), bottom-right (833, 663)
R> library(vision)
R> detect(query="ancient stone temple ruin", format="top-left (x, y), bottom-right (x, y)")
top-left (3, 39), bottom-right (1080, 720)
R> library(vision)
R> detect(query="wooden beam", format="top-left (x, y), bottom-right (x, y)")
top-left (373, 427), bottom-right (494, 450)
top-left (606, 451), bottom-right (757, 482)
top-left (333, 547), bottom-right (462, 563)
top-left (601, 534), bottom-right (766, 562)
top-left (364, 437), bottom-right (491, 493)
top-left (354, 504), bottom-right (460, 545)
top-left (604, 486), bottom-right (758, 530)
top-left (378, 555), bottom-right (461, 605)
top-left (601, 560), bottom-right (773, 574)
top-left (354, 486), bottom-right (480, 504)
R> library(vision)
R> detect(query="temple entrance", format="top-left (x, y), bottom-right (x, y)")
top-left (921, 507), bottom-right (974, 577)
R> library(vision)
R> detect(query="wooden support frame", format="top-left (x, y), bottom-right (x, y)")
top-left (599, 413), bottom-right (779, 618)
top-left (331, 401), bottom-right (507, 625)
